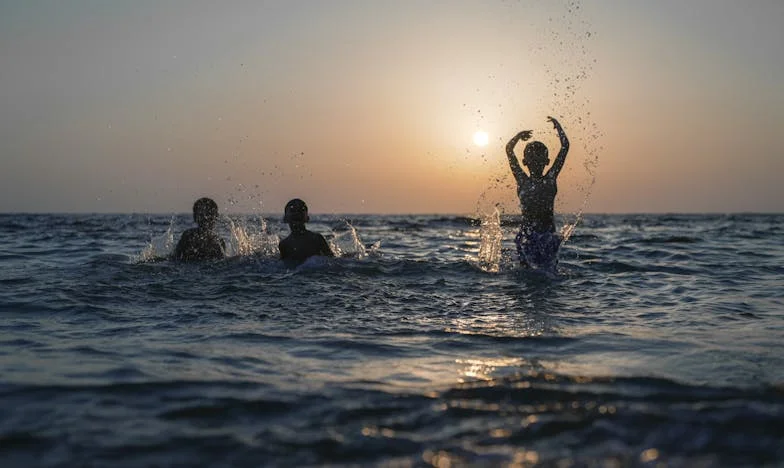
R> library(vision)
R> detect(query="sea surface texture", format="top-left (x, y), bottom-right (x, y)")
top-left (1, 213), bottom-right (782, 467)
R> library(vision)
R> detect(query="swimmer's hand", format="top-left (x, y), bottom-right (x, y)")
top-left (547, 116), bottom-right (561, 129)
top-left (517, 130), bottom-right (533, 141)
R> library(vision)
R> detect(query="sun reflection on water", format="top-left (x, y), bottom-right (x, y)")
top-left (456, 357), bottom-right (525, 383)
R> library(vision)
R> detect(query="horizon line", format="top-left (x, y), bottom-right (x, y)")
top-left (1, 211), bottom-right (783, 217)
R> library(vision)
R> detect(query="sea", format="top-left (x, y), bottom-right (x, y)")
top-left (0, 212), bottom-right (782, 467)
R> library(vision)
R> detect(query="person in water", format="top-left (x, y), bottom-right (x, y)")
top-left (505, 116), bottom-right (569, 269)
top-left (173, 197), bottom-right (226, 262)
top-left (279, 198), bottom-right (334, 266)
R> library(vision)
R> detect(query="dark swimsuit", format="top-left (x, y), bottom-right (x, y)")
top-left (515, 227), bottom-right (561, 270)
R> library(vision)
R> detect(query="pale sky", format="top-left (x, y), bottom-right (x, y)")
top-left (1, 0), bottom-right (782, 214)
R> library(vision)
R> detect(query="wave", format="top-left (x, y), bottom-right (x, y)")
top-left (2, 373), bottom-right (782, 466)
top-left (638, 235), bottom-right (702, 244)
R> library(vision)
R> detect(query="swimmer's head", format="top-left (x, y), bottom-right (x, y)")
top-left (193, 197), bottom-right (219, 228)
top-left (523, 141), bottom-right (549, 176)
top-left (284, 198), bottom-right (309, 224)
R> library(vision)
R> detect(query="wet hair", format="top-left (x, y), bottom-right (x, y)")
top-left (193, 197), bottom-right (219, 228)
top-left (284, 198), bottom-right (309, 223)
top-left (523, 141), bottom-right (550, 175)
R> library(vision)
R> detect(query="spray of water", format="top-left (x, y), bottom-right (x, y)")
top-left (541, 0), bottom-right (602, 242)
top-left (225, 215), bottom-right (280, 258)
top-left (476, 207), bottom-right (503, 273)
top-left (136, 217), bottom-right (176, 262)
top-left (329, 220), bottom-right (369, 259)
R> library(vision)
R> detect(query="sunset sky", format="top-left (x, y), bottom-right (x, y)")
top-left (1, 0), bottom-right (782, 214)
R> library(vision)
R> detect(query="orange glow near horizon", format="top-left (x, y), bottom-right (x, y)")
top-left (1, 2), bottom-right (782, 213)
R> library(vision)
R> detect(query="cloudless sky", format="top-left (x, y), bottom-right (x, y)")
top-left (1, 0), bottom-right (782, 214)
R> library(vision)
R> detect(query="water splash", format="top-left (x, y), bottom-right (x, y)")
top-left (329, 220), bottom-right (369, 259)
top-left (475, 207), bottom-right (503, 273)
top-left (542, 0), bottom-right (602, 242)
top-left (225, 216), bottom-right (279, 258)
top-left (560, 212), bottom-right (579, 242)
top-left (478, 0), bottom-right (601, 246)
top-left (136, 217), bottom-right (176, 262)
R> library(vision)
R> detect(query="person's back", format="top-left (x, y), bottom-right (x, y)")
top-left (174, 197), bottom-right (225, 262)
top-left (279, 198), bottom-right (334, 266)
top-left (174, 227), bottom-right (225, 262)
top-left (518, 171), bottom-right (557, 233)
top-left (279, 229), bottom-right (333, 264)
top-left (505, 117), bottom-right (569, 268)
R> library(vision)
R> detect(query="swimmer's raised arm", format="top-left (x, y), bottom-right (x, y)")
top-left (546, 117), bottom-right (569, 179)
top-left (506, 130), bottom-right (532, 184)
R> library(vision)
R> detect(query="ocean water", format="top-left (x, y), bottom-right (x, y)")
top-left (1, 213), bottom-right (782, 467)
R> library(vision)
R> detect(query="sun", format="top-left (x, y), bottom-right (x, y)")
top-left (473, 131), bottom-right (489, 147)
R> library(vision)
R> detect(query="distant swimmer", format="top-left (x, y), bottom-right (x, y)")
top-left (505, 116), bottom-right (569, 270)
top-left (279, 198), bottom-right (334, 266)
top-left (173, 197), bottom-right (226, 262)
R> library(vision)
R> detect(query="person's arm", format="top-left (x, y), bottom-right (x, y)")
top-left (545, 116), bottom-right (569, 178)
top-left (505, 130), bottom-right (532, 184)
top-left (278, 240), bottom-right (287, 260)
top-left (319, 235), bottom-right (335, 257)
top-left (173, 231), bottom-right (188, 261)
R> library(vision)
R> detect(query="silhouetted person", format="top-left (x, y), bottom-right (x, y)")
top-left (173, 197), bottom-right (226, 262)
top-left (279, 198), bottom-right (333, 266)
top-left (506, 116), bottom-right (569, 269)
